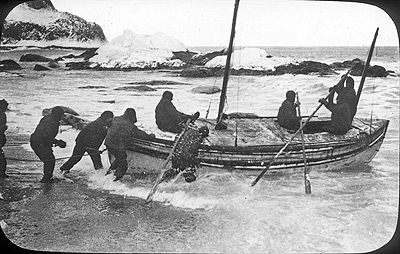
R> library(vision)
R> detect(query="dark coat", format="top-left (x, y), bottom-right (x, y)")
top-left (343, 88), bottom-right (357, 119)
top-left (75, 117), bottom-right (109, 149)
top-left (105, 116), bottom-right (153, 150)
top-left (30, 115), bottom-right (60, 146)
top-left (155, 98), bottom-right (188, 132)
top-left (277, 99), bottom-right (300, 130)
top-left (172, 128), bottom-right (203, 170)
top-left (324, 101), bottom-right (352, 134)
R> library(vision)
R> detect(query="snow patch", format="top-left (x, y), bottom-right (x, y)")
top-left (206, 47), bottom-right (298, 71)
top-left (90, 30), bottom-right (187, 68)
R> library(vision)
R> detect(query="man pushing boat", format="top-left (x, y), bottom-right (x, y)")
top-left (105, 108), bottom-right (155, 181)
top-left (162, 125), bottom-right (209, 183)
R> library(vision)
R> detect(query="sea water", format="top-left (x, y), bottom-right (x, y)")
top-left (0, 46), bottom-right (399, 253)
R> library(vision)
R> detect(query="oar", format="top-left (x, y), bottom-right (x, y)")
top-left (251, 71), bottom-right (351, 187)
top-left (296, 92), bottom-right (311, 194)
top-left (145, 112), bottom-right (200, 204)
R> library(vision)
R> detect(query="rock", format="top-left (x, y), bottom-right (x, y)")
top-left (330, 58), bottom-right (389, 77)
top-left (20, 53), bottom-right (53, 62)
top-left (42, 106), bottom-right (87, 130)
top-left (98, 100), bottom-right (116, 104)
top-left (66, 61), bottom-right (92, 70)
top-left (33, 64), bottom-right (51, 71)
top-left (114, 85), bottom-right (157, 92)
top-left (42, 106), bottom-right (79, 116)
top-left (180, 67), bottom-right (223, 77)
top-left (274, 61), bottom-right (337, 75)
top-left (0, 59), bottom-right (22, 70)
top-left (48, 61), bottom-right (60, 68)
top-left (78, 48), bottom-right (98, 60)
top-left (78, 85), bottom-right (108, 89)
top-left (2, 1), bottom-right (107, 45)
top-left (172, 49), bottom-right (226, 65)
top-left (330, 58), bottom-right (363, 70)
top-left (370, 65), bottom-right (388, 77)
top-left (191, 86), bottom-right (221, 94)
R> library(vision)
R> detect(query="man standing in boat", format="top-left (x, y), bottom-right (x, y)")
top-left (319, 95), bottom-right (352, 135)
top-left (105, 108), bottom-right (155, 181)
top-left (277, 90), bottom-right (302, 131)
top-left (162, 125), bottom-right (209, 183)
top-left (30, 106), bottom-right (67, 183)
top-left (60, 110), bottom-right (114, 174)
top-left (155, 91), bottom-right (191, 133)
top-left (0, 99), bottom-right (9, 178)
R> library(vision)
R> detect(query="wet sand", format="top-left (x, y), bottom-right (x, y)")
top-left (0, 133), bottom-right (149, 253)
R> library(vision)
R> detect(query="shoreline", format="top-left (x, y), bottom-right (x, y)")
top-left (0, 133), bottom-right (143, 252)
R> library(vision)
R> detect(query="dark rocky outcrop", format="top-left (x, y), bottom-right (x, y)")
top-left (20, 53), bottom-right (53, 62)
top-left (48, 61), bottom-right (60, 68)
top-left (0, 59), bottom-right (22, 70)
top-left (274, 61), bottom-right (338, 75)
top-left (114, 85), bottom-right (157, 92)
top-left (65, 61), bottom-right (92, 70)
top-left (33, 64), bottom-right (51, 71)
top-left (78, 85), bottom-right (108, 89)
top-left (172, 49), bottom-right (226, 66)
top-left (2, 0), bottom-right (107, 45)
top-left (42, 106), bottom-right (86, 129)
top-left (330, 58), bottom-right (389, 77)
top-left (191, 86), bottom-right (221, 94)
top-left (54, 48), bottom-right (99, 62)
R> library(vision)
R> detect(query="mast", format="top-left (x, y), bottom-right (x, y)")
top-left (355, 27), bottom-right (379, 112)
top-left (216, 0), bottom-right (240, 124)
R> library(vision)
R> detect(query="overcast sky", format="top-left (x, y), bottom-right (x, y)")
top-left (51, 0), bottom-right (398, 47)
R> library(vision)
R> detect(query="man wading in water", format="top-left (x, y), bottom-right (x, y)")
top-left (162, 125), bottom-right (209, 183)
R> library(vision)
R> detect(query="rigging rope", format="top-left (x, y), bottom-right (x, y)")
top-left (369, 47), bottom-right (378, 136)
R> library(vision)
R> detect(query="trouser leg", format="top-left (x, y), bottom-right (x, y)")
top-left (87, 147), bottom-right (103, 170)
top-left (111, 148), bottom-right (127, 180)
top-left (0, 147), bottom-right (7, 176)
top-left (30, 139), bottom-right (55, 180)
top-left (60, 142), bottom-right (86, 171)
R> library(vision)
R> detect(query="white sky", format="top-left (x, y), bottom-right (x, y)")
top-left (51, 0), bottom-right (398, 47)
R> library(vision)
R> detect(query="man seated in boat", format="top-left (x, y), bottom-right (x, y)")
top-left (162, 125), bottom-right (209, 183)
top-left (319, 95), bottom-right (352, 135)
top-left (277, 90), bottom-right (301, 131)
top-left (155, 91), bottom-right (191, 133)
top-left (328, 76), bottom-right (357, 122)
top-left (343, 77), bottom-right (357, 121)
top-left (105, 108), bottom-right (155, 181)
top-left (327, 75), bottom-right (346, 105)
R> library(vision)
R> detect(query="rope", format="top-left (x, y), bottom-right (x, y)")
top-left (6, 147), bottom-right (107, 162)
top-left (369, 47), bottom-right (378, 136)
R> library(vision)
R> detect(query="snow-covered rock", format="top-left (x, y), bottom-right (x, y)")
top-left (205, 47), bottom-right (297, 71)
top-left (90, 30), bottom-right (187, 69)
top-left (2, 0), bottom-right (106, 47)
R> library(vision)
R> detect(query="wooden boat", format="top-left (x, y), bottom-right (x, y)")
top-left (124, 0), bottom-right (389, 178)
top-left (126, 116), bottom-right (388, 174)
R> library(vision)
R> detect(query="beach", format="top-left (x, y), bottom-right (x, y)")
top-left (0, 45), bottom-right (399, 253)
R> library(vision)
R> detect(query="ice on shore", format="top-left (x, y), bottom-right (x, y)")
top-left (90, 30), bottom-right (187, 68)
top-left (206, 47), bottom-right (298, 71)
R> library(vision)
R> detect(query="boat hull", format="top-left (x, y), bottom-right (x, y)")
top-left (118, 117), bottom-right (389, 176)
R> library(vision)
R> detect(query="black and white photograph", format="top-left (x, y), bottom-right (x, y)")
top-left (0, 0), bottom-right (399, 253)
